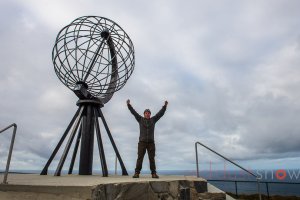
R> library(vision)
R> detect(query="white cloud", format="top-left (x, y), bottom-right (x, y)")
top-left (37, 86), bottom-right (74, 114)
top-left (254, 40), bottom-right (300, 100)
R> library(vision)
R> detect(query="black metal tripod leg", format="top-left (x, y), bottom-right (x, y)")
top-left (54, 106), bottom-right (85, 176)
top-left (97, 108), bottom-right (128, 175)
top-left (94, 108), bottom-right (108, 177)
top-left (40, 107), bottom-right (81, 175)
top-left (68, 124), bottom-right (82, 174)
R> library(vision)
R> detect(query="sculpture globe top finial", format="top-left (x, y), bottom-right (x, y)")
top-left (52, 16), bottom-right (135, 104)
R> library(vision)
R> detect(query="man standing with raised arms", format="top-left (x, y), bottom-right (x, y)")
top-left (127, 99), bottom-right (168, 178)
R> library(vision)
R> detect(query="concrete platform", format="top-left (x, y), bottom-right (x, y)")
top-left (0, 173), bottom-right (205, 186)
top-left (0, 174), bottom-right (219, 200)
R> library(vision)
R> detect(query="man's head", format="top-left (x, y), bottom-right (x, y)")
top-left (144, 109), bottom-right (151, 119)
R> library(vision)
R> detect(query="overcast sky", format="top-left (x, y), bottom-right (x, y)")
top-left (1, 0), bottom-right (300, 174)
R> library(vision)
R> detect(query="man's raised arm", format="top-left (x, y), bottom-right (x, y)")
top-left (127, 99), bottom-right (142, 122)
top-left (153, 101), bottom-right (168, 122)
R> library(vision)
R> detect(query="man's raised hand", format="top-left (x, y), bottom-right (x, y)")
top-left (127, 99), bottom-right (130, 105)
top-left (165, 100), bottom-right (168, 106)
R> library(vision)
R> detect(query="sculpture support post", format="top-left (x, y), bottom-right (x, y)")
top-left (68, 125), bottom-right (82, 174)
top-left (40, 107), bottom-right (82, 175)
top-left (95, 108), bottom-right (108, 177)
top-left (41, 99), bottom-right (128, 176)
top-left (97, 108), bottom-right (128, 175)
top-left (79, 104), bottom-right (95, 175)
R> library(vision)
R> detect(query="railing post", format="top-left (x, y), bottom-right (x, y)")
top-left (195, 142), bottom-right (199, 177)
top-left (235, 181), bottom-right (238, 198)
top-left (115, 155), bottom-right (118, 175)
top-left (266, 182), bottom-right (270, 199)
top-left (257, 178), bottom-right (262, 200)
top-left (0, 123), bottom-right (17, 184)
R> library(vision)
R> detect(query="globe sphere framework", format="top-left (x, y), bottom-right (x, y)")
top-left (52, 16), bottom-right (135, 102)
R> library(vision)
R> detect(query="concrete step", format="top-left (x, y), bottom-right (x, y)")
top-left (207, 183), bottom-right (236, 200)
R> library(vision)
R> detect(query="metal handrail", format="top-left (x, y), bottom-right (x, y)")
top-left (208, 179), bottom-right (300, 199)
top-left (0, 123), bottom-right (17, 184)
top-left (195, 141), bottom-right (261, 200)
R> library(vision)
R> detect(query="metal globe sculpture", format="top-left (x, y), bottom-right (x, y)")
top-left (52, 16), bottom-right (134, 103)
top-left (41, 16), bottom-right (134, 176)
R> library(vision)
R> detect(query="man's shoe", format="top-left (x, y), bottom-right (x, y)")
top-left (152, 173), bottom-right (159, 179)
top-left (132, 173), bottom-right (139, 178)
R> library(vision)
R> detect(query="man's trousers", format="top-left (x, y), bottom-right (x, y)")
top-left (135, 141), bottom-right (156, 174)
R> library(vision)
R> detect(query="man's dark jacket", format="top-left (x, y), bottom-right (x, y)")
top-left (128, 104), bottom-right (166, 142)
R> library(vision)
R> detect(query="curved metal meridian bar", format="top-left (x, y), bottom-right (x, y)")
top-left (99, 32), bottom-right (119, 104)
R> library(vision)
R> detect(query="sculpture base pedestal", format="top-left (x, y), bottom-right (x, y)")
top-left (0, 174), bottom-right (228, 200)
